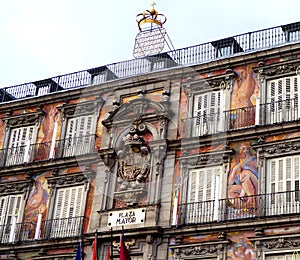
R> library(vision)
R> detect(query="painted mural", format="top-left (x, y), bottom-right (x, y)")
top-left (231, 64), bottom-right (258, 128)
top-left (227, 142), bottom-right (258, 212)
top-left (227, 231), bottom-right (255, 260)
top-left (25, 174), bottom-right (50, 225)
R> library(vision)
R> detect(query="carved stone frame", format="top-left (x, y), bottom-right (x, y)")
top-left (176, 148), bottom-right (233, 226)
top-left (57, 99), bottom-right (103, 141)
top-left (46, 171), bottom-right (93, 220)
top-left (1, 109), bottom-right (44, 150)
top-left (99, 94), bottom-right (171, 210)
top-left (253, 59), bottom-right (300, 125)
top-left (252, 137), bottom-right (300, 195)
top-left (249, 234), bottom-right (300, 260)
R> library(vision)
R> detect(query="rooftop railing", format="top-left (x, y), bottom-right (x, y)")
top-left (0, 21), bottom-right (300, 103)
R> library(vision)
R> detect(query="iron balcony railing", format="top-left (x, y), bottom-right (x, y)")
top-left (260, 98), bottom-right (299, 125)
top-left (1, 21), bottom-right (300, 103)
top-left (0, 134), bottom-right (97, 167)
top-left (178, 190), bottom-right (300, 225)
top-left (182, 98), bottom-right (299, 137)
top-left (0, 216), bottom-right (84, 244)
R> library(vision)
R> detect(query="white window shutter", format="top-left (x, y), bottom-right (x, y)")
top-left (53, 186), bottom-right (85, 219)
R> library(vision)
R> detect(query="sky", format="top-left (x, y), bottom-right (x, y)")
top-left (0, 0), bottom-right (300, 88)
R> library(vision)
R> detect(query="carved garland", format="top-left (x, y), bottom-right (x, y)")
top-left (171, 240), bottom-right (230, 260)
top-left (2, 109), bottom-right (44, 129)
top-left (57, 99), bottom-right (103, 119)
top-left (0, 180), bottom-right (33, 194)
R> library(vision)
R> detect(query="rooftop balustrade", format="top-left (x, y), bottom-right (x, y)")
top-left (0, 21), bottom-right (299, 103)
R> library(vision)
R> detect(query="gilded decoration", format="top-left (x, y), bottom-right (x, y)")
top-left (115, 122), bottom-right (151, 206)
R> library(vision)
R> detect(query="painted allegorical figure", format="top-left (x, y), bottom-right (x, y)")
top-left (25, 177), bottom-right (49, 225)
top-left (228, 142), bottom-right (258, 209)
top-left (231, 65), bottom-right (259, 128)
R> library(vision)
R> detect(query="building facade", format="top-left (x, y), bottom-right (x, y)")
top-left (0, 19), bottom-right (300, 260)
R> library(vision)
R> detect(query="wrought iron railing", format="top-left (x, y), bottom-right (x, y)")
top-left (1, 21), bottom-right (300, 103)
top-left (0, 217), bottom-right (84, 244)
top-left (55, 134), bottom-right (96, 158)
top-left (178, 190), bottom-right (300, 225)
top-left (182, 98), bottom-right (299, 137)
top-left (41, 216), bottom-right (85, 239)
top-left (0, 222), bottom-right (36, 244)
top-left (0, 134), bottom-right (97, 167)
top-left (260, 98), bottom-right (299, 125)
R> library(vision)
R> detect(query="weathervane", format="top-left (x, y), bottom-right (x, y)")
top-left (133, 3), bottom-right (173, 58)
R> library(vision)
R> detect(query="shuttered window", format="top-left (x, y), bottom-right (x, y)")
top-left (186, 166), bottom-right (222, 224)
top-left (267, 76), bottom-right (298, 123)
top-left (0, 195), bottom-right (23, 225)
top-left (188, 167), bottom-right (220, 203)
top-left (193, 91), bottom-right (221, 136)
top-left (268, 155), bottom-right (300, 194)
top-left (267, 155), bottom-right (300, 215)
top-left (6, 126), bottom-right (34, 166)
top-left (0, 194), bottom-right (24, 243)
top-left (53, 186), bottom-right (84, 219)
top-left (50, 186), bottom-right (85, 238)
top-left (64, 115), bottom-right (94, 156)
top-left (266, 253), bottom-right (295, 260)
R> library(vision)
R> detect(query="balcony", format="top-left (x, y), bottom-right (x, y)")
top-left (182, 99), bottom-right (299, 138)
top-left (0, 134), bottom-right (97, 167)
top-left (0, 216), bottom-right (84, 244)
top-left (177, 190), bottom-right (300, 225)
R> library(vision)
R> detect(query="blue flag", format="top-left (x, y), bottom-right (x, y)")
top-left (76, 242), bottom-right (82, 260)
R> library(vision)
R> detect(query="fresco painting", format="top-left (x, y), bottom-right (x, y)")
top-left (231, 64), bottom-right (258, 129)
top-left (227, 232), bottom-right (255, 260)
top-left (24, 173), bottom-right (50, 238)
top-left (228, 142), bottom-right (258, 213)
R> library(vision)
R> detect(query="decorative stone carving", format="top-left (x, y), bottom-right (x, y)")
top-left (171, 240), bottom-right (230, 260)
top-left (114, 122), bottom-right (151, 206)
top-left (57, 99), bottom-right (103, 120)
top-left (0, 180), bottom-right (33, 195)
top-left (264, 141), bottom-right (300, 154)
top-left (47, 172), bottom-right (91, 188)
top-left (263, 237), bottom-right (300, 249)
top-left (2, 110), bottom-right (44, 129)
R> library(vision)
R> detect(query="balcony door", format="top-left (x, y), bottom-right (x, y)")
top-left (267, 155), bottom-right (300, 215)
top-left (187, 166), bottom-right (222, 224)
top-left (0, 195), bottom-right (23, 243)
top-left (50, 186), bottom-right (85, 238)
top-left (266, 76), bottom-right (298, 124)
top-left (193, 91), bottom-right (221, 136)
top-left (6, 126), bottom-right (34, 166)
top-left (64, 115), bottom-right (94, 157)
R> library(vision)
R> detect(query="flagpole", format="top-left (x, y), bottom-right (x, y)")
top-left (110, 227), bottom-right (113, 260)
top-left (96, 229), bottom-right (99, 260)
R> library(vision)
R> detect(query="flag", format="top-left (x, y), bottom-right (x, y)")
top-left (92, 232), bottom-right (98, 260)
top-left (106, 245), bottom-right (111, 260)
top-left (119, 234), bottom-right (131, 260)
top-left (75, 242), bottom-right (81, 260)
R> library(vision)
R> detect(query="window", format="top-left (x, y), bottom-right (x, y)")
top-left (266, 155), bottom-right (300, 215)
top-left (50, 185), bottom-right (85, 238)
top-left (186, 166), bottom-right (222, 224)
top-left (266, 76), bottom-right (298, 124)
top-left (64, 115), bottom-right (95, 157)
top-left (6, 126), bottom-right (34, 166)
top-left (0, 194), bottom-right (24, 243)
top-left (193, 91), bottom-right (221, 136)
top-left (265, 253), bottom-right (298, 260)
